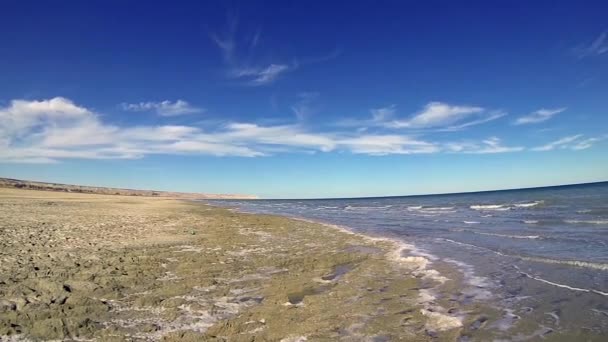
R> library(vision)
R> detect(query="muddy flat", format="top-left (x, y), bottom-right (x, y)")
top-left (0, 188), bottom-right (471, 341)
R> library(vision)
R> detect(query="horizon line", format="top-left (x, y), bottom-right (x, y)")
top-left (253, 180), bottom-right (608, 201)
top-left (1, 176), bottom-right (605, 201)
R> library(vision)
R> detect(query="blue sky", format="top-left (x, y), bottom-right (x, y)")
top-left (1, 1), bottom-right (607, 198)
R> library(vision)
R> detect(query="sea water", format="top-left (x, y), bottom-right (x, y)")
top-left (208, 182), bottom-right (608, 339)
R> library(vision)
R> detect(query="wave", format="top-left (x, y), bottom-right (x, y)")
top-left (520, 255), bottom-right (608, 271)
top-left (523, 220), bottom-right (539, 224)
top-left (468, 231), bottom-right (540, 240)
top-left (463, 221), bottom-right (480, 224)
top-left (438, 238), bottom-right (608, 271)
top-left (564, 219), bottom-right (608, 225)
top-left (470, 204), bottom-right (510, 211)
top-left (514, 201), bottom-right (543, 208)
top-left (344, 205), bottom-right (393, 211)
top-left (470, 201), bottom-right (542, 211)
top-left (406, 206), bottom-right (457, 215)
top-left (515, 267), bottom-right (608, 297)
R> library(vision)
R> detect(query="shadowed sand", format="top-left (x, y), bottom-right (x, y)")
top-left (0, 188), bottom-right (482, 341)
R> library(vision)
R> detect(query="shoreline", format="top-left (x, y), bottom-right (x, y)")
top-left (209, 204), bottom-right (501, 334)
top-left (0, 188), bottom-right (479, 340)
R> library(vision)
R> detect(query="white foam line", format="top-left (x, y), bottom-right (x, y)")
top-left (291, 217), bottom-right (450, 284)
top-left (468, 231), bottom-right (540, 240)
top-left (565, 219), bottom-right (608, 225)
top-left (439, 238), bottom-right (608, 271)
top-left (517, 269), bottom-right (608, 297)
top-left (514, 201), bottom-right (543, 208)
top-left (470, 204), bottom-right (508, 210)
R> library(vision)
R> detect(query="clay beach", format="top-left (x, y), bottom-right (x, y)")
top-left (0, 187), bottom-right (498, 341)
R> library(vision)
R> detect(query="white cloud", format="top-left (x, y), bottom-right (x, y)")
top-left (514, 108), bottom-right (565, 125)
top-left (122, 100), bottom-right (202, 116)
top-left (390, 102), bottom-right (484, 128)
top-left (222, 123), bottom-right (336, 152)
top-left (1, 97), bottom-right (600, 164)
top-left (531, 135), bottom-right (581, 151)
top-left (211, 16), bottom-right (291, 86)
top-left (336, 102), bottom-right (501, 131)
top-left (532, 134), bottom-right (606, 151)
top-left (445, 137), bottom-right (523, 154)
top-left (231, 64), bottom-right (292, 86)
top-left (291, 92), bottom-right (319, 120)
top-left (571, 136), bottom-right (607, 150)
top-left (211, 16), bottom-right (336, 86)
top-left (339, 135), bottom-right (439, 155)
top-left (574, 30), bottom-right (608, 58)
top-left (371, 105), bottom-right (396, 122)
top-left (438, 111), bottom-right (506, 131)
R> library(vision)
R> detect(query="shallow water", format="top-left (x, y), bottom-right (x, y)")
top-left (208, 182), bottom-right (608, 339)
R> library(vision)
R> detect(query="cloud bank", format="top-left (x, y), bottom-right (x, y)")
top-left (0, 97), bottom-right (603, 163)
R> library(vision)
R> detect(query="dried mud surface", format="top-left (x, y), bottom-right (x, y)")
top-left (0, 188), bottom-right (468, 341)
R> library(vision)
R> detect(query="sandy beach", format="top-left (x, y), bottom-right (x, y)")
top-left (0, 188), bottom-right (489, 341)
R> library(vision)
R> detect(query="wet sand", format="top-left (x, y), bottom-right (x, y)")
top-left (0, 188), bottom-right (482, 341)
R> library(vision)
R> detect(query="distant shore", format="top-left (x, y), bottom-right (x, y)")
top-left (0, 177), bottom-right (258, 199)
top-left (0, 187), bottom-right (487, 340)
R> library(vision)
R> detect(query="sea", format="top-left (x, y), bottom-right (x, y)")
top-left (207, 182), bottom-right (608, 340)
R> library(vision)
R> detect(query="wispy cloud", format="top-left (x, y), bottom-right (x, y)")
top-left (291, 92), bottom-right (320, 121)
top-left (211, 15), bottom-right (337, 86)
top-left (336, 102), bottom-right (503, 131)
top-left (230, 64), bottom-right (293, 86)
top-left (389, 102), bottom-right (484, 129)
top-left (438, 110), bottom-right (506, 132)
top-left (121, 100), bottom-right (202, 116)
top-left (1, 97), bottom-right (601, 163)
top-left (371, 105), bottom-right (397, 122)
top-left (574, 30), bottom-right (608, 58)
top-left (514, 108), bottom-right (565, 125)
top-left (339, 135), bottom-right (439, 155)
top-left (532, 134), bottom-right (606, 151)
top-left (445, 137), bottom-right (524, 154)
top-left (210, 12), bottom-right (239, 64)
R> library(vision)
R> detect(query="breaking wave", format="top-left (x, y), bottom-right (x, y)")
top-left (564, 219), bottom-right (608, 225)
top-left (470, 204), bottom-right (510, 211)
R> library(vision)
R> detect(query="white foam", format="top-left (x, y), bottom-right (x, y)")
top-left (440, 238), bottom-right (608, 271)
top-left (545, 311), bottom-right (560, 326)
top-left (470, 204), bottom-right (508, 210)
top-left (565, 219), bottom-right (608, 225)
top-left (344, 205), bottom-right (392, 211)
top-left (422, 207), bottom-right (454, 211)
top-left (516, 267), bottom-right (608, 297)
top-left (520, 255), bottom-right (608, 271)
top-left (523, 220), bottom-right (539, 224)
top-left (421, 309), bottom-right (463, 331)
top-left (418, 288), bottom-right (436, 304)
top-left (443, 258), bottom-right (493, 301)
top-left (463, 221), bottom-right (480, 224)
top-left (470, 231), bottom-right (540, 240)
top-left (514, 201), bottom-right (543, 208)
top-left (280, 336), bottom-right (307, 342)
